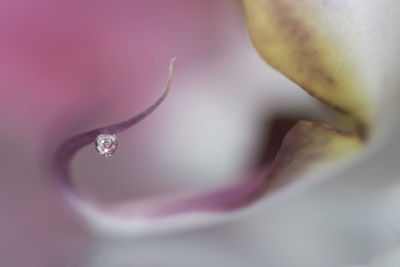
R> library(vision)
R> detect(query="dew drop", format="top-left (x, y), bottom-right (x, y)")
top-left (95, 134), bottom-right (118, 157)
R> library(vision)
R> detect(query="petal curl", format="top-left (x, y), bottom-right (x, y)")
top-left (242, 0), bottom-right (379, 129)
top-left (264, 120), bottom-right (363, 190)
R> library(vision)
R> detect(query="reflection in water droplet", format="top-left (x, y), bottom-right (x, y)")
top-left (95, 134), bottom-right (118, 157)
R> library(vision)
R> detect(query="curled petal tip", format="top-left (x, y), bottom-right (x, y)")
top-left (52, 58), bottom-right (175, 200)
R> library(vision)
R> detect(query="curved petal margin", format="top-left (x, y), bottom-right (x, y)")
top-left (242, 0), bottom-right (375, 130)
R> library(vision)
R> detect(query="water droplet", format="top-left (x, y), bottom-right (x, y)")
top-left (95, 134), bottom-right (118, 156)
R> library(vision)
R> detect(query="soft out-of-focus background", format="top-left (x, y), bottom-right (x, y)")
top-left (2, 1), bottom-right (400, 267)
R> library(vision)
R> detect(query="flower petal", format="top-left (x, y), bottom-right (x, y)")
top-left (242, 0), bottom-right (400, 131)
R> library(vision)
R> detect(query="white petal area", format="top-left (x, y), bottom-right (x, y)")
top-left (360, 248), bottom-right (400, 267)
top-left (310, 0), bottom-right (400, 139)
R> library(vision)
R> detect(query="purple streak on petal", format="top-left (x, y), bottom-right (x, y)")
top-left (147, 172), bottom-right (267, 217)
top-left (52, 58), bottom-right (175, 194)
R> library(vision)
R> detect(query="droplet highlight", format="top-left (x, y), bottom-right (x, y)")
top-left (95, 134), bottom-right (118, 156)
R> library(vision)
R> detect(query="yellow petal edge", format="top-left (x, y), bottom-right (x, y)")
top-left (242, 0), bottom-right (370, 130)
